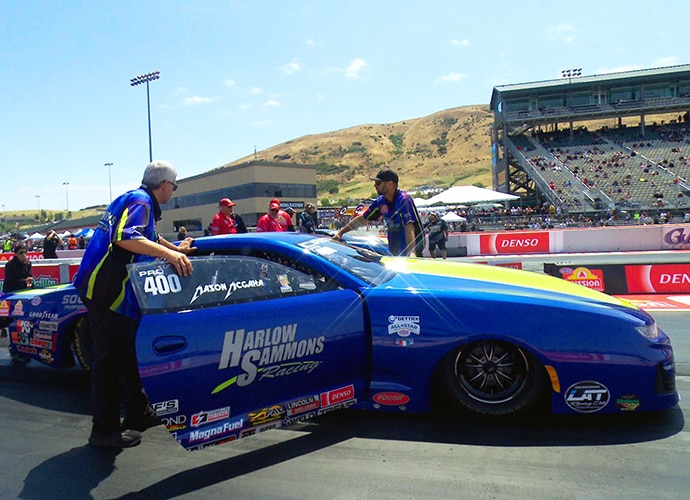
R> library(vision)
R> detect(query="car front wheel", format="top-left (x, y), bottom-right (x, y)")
top-left (440, 340), bottom-right (548, 418)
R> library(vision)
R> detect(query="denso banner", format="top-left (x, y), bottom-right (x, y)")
top-left (479, 231), bottom-right (550, 255)
top-left (625, 263), bottom-right (690, 293)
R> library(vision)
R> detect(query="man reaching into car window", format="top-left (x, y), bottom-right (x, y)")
top-left (333, 168), bottom-right (423, 257)
top-left (74, 160), bottom-right (196, 449)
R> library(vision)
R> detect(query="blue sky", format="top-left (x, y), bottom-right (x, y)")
top-left (1, 0), bottom-right (688, 212)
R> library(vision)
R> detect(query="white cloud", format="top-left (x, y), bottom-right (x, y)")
top-left (305, 38), bottom-right (317, 47)
top-left (436, 72), bottom-right (466, 84)
top-left (451, 39), bottom-right (469, 46)
top-left (253, 119), bottom-right (273, 127)
top-left (250, 87), bottom-right (263, 95)
top-left (654, 56), bottom-right (678, 67)
top-left (282, 58), bottom-right (301, 75)
top-left (224, 79), bottom-right (236, 87)
top-left (182, 96), bottom-right (216, 105)
top-left (346, 58), bottom-right (368, 78)
top-left (239, 103), bottom-right (254, 110)
top-left (262, 99), bottom-right (281, 108)
top-left (545, 24), bottom-right (575, 42)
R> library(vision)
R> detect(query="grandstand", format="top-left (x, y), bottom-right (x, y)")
top-left (490, 65), bottom-right (690, 214)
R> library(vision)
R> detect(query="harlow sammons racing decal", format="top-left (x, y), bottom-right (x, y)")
top-left (564, 381), bottom-right (610, 413)
top-left (213, 322), bottom-right (324, 393)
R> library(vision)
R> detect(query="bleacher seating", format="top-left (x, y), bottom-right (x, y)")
top-left (508, 121), bottom-right (690, 211)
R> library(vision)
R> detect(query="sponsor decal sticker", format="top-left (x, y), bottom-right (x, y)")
top-left (11, 300), bottom-right (25, 317)
top-left (191, 406), bottom-right (231, 427)
top-left (30, 296), bottom-right (42, 306)
top-left (372, 392), bottom-right (410, 407)
top-left (0, 300), bottom-right (9, 317)
top-left (162, 414), bottom-right (187, 431)
top-left (152, 399), bottom-right (180, 416)
top-left (616, 395), bottom-right (641, 411)
top-left (214, 323), bottom-right (324, 393)
top-left (287, 395), bottom-right (320, 416)
top-left (388, 315), bottom-right (420, 338)
top-left (188, 418), bottom-right (244, 443)
top-left (320, 384), bottom-right (355, 408)
top-left (248, 405), bottom-right (285, 426)
top-left (564, 381), bottom-right (610, 413)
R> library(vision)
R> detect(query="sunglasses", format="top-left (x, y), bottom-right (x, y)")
top-left (17, 251), bottom-right (27, 255)
top-left (167, 180), bottom-right (178, 191)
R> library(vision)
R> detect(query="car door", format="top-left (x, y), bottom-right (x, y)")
top-left (129, 255), bottom-right (368, 450)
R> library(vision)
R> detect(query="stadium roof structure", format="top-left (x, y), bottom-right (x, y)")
top-left (490, 64), bottom-right (690, 127)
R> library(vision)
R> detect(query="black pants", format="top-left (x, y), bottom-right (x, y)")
top-left (83, 298), bottom-right (149, 434)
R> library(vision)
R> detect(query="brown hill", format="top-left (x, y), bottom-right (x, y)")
top-left (230, 105), bottom-right (494, 202)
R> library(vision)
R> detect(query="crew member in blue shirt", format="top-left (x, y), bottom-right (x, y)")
top-left (334, 168), bottom-right (423, 256)
top-left (74, 160), bottom-right (195, 449)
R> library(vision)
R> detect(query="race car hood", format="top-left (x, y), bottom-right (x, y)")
top-left (379, 257), bottom-right (632, 308)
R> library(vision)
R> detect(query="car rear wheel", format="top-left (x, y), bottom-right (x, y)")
top-left (440, 340), bottom-right (548, 418)
top-left (73, 316), bottom-right (93, 372)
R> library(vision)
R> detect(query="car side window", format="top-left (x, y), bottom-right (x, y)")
top-left (128, 254), bottom-right (339, 314)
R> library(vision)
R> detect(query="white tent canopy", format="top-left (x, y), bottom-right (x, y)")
top-left (28, 232), bottom-right (45, 240)
top-left (441, 212), bottom-right (466, 223)
top-left (417, 186), bottom-right (519, 207)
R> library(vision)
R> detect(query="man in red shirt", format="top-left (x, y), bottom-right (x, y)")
top-left (256, 201), bottom-right (285, 232)
top-left (210, 198), bottom-right (247, 235)
top-left (269, 198), bottom-right (295, 232)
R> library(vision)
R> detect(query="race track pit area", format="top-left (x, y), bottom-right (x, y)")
top-left (614, 295), bottom-right (690, 311)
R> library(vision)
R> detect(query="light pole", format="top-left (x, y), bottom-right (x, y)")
top-left (561, 68), bottom-right (582, 84)
top-left (35, 195), bottom-right (41, 219)
top-left (63, 182), bottom-right (70, 214)
top-left (105, 162), bottom-right (113, 202)
top-left (130, 71), bottom-right (160, 162)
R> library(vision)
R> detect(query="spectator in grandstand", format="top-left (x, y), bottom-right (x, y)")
top-left (3, 242), bottom-right (33, 293)
top-left (176, 226), bottom-right (187, 240)
top-left (256, 200), bottom-right (286, 232)
top-left (42, 230), bottom-right (62, 259)
top-left (334, 168), bottom-right (424, 257)
top-left (73, 160), bottom-right (195, 449)
top-left (210, 198), bottom-right (247, 235)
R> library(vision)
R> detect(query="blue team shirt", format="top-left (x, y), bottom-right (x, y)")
top-left (362, 189), bottom-right (422, 256)
top-left (74, 186), bottom-right (160, 321)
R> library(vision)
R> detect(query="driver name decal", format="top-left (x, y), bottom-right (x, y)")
top-left (190, 279), bottom-right (265, 304)
top-left (215, 323), bottom-right (325, 392)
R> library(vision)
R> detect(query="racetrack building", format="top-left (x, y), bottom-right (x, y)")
top-left (490, 64), bottom-right (690, 212)
top-left (159, 160), bottom-right (317, 237)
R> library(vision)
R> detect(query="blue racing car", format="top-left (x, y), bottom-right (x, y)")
top-left (0, 233), bottom-right (678, 451)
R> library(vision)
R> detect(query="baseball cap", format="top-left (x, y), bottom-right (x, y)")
top-left (370, 168), bottom-right (398, 184)
top-left (219, 198), bottom-right (236, 207)
top-left (269, 202), bottom-right (280, 210)
top-left (270, 198), bottom-right (281, 206)
top-left (284, 207), bottom-right (295, 215)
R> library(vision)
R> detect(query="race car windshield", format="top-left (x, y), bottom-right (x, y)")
top-left (298, 239), bottom-right (396, 285)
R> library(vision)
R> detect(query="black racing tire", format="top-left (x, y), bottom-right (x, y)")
top-left (73, 316), bottom-right (93, 372)
top-left (439, 340), bottom-right (549, 418)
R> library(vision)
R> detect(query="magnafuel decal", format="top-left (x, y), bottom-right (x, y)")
top-left (214, 322), bottom-right (325, 393)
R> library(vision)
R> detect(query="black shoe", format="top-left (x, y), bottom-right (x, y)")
top-left (88, 429), bottom-right (142, 448)
top-left (121, 412), bottom-right (162, 432)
